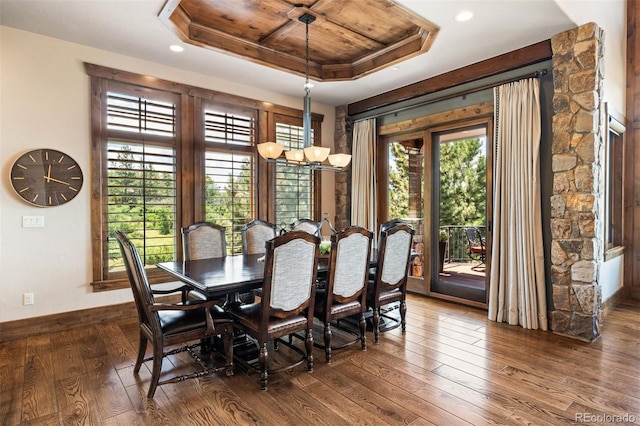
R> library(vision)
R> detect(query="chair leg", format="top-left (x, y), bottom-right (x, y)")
top-left (223, 328), bottom-right (234, 377)
top-left (324, 323), bottom-right (332, 363)
top-left (200, 337), bottom-right (214, 353)
top-left (147, 344), bottom-right (164, 399)
top-left (359, 313), bottom-right (367, 351)
top-left (400, 300), bottom-right (407, 333)
top-left (305, 327), bottom-right (314, 372)
top-left (134, 333), bottom-right (147, 373)
top-left (259, 342), bottom-right (269, 390)
top-left (373, 307), bottom-right (380, 343)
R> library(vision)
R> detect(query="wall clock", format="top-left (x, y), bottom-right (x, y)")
top-left (10, 148), bottom-right (83, 207)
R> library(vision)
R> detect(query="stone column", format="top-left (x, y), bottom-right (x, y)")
top-left (550, 23), bottom-right (604, 341)
top-left (408, 150), bottom-right (423, 218)
top-left (334, 105), bottom-right (351, 231)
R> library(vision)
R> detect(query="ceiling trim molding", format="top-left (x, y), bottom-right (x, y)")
top-left (159, 0), bottom-right (439, 82)
top-left (348, 40), bottom-right (553, 116)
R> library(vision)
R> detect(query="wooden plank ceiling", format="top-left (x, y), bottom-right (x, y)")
top-left (160, 0), bottom-right (439, 81)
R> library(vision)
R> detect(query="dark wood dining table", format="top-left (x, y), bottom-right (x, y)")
top-left (157, 253), bottom-right (333, 364)
top-left (157, 254), bottom-right (331, 300)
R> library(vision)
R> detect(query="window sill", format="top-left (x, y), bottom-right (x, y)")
top-left (604, 245), bottom-right (624, 262)
top-left (91, 270), bottom-right (175, 292)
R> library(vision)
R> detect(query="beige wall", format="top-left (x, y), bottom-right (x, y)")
top-left (0, 26), bottom-right (336, 322)
top-left (557, 0), bottom-right (626, 112)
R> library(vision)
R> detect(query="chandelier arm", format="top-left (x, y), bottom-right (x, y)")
top-left (302, 17), bottom-right (312, 149)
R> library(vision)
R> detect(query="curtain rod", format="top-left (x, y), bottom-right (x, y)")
top-left (356, 68), bottom-right (548, 121)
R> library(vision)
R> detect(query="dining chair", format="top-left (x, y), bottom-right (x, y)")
top-left (183, 221), bottom-right (257, 305)
top-left (367, 221), bottom-right (415, 343)
top-left (181, 221), bottom-right (228, 303)
top-left (464, 227), bottom-right (486, 271)
top-left (291, 218), bottom-right (321, 236)
top-left (241, 219), bottom-right (277, 255)
top-left (242, 219), bottom-right (277, 300)
top-left (228, 231), bottom-right (320, 390)
top-left (114, 230), bottom-right (234, 398)
top-left (377, 218), bottom-right (406, 247)
top-left (182, 221), bottom-right (226, 260)
top-left (314, 226), bottom-right (372, 363)
top-left (368, 218), bottom-right (408, 279)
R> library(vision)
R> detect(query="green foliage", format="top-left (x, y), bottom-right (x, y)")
top-left (439, 138), bottom-right (486, 227)
top-left (205, 159), bottom-right (253, 254)
top-left (107, 145), bottom-right (177, 269)
top-left (274, 166), bottom-right (313, 226)
top-left (319, 240), bottom-right (331, 255)
top-left (387, 137), bottom-right (486, 231)
top-left (388, 143), bottom-right (409, 219)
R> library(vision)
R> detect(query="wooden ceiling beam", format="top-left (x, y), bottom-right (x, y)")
top-left (159, 0), bottom-right (439, 82)
top-left (348, 40), bottom-right (553, 116)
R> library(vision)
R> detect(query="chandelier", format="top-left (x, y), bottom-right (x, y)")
top-left (256, 13), bottom-right (351, 171)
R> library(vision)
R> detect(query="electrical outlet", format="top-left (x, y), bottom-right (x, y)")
top-left (22, 216), bottom-right (44, 228)
top-left (23, 293), bottom-right (35, 305)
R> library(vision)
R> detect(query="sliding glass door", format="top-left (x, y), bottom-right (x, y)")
top-left (429, 124), bottom-right (490, 305)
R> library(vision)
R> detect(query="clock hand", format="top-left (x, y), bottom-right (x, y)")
top-left (44, 176), bottom-right (70, 185)
top-left (45, 164), bottom-right (52, 182)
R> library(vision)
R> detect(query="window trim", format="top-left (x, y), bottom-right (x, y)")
top-left (85, 63), bottom-right (324, 291)
top-left (603, 103), bottom-right (626, 261)
top-left (200, 101), bottom-right (258, 254)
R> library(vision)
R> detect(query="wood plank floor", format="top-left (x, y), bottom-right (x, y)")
top-left (2, 294), bottom-right (639, 425)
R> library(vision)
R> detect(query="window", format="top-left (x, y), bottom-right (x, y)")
top-left (203, 106), bottom-right (256, 254)
top-left (86, 63), bottom-right (323, 290)
top-left (604, 103), bottom-right (626, 259)
top-left (104, 86), bottom-right (179, 278)
top-left (274, 119), bottom-right (315, 226)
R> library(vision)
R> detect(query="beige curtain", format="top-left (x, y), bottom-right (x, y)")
top-left (488, 78), bottom-right (547, 330)
top-left (351, 119), bottom-right (376, 235)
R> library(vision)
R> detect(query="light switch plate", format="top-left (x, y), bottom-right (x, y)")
top-left (22, 216), bottom-right (45, 228)
top-left (23, 293), bottom-right (35, 305)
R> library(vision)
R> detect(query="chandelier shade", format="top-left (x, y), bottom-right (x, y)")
top-left (328, 153), bottom-right (352, 168)
top-left (285, 149), bottom-right (305, 162)
top-left (304, 146), bottom-right (330, 163)
top-left (256, 141), bottom-right (284, 160)
top-left (255, 12), bottom-right (351, 171)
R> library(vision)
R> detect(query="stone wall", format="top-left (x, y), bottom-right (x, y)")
top-left (550, 22), bottom-right (604, 341)
top-left (334, 23), bottom-right (607, 341)
top-left (334, 105), bottom-right (351, 231)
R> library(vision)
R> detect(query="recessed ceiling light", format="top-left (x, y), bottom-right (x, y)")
top-left (455, 10), bottom-right (474, 22)
top-left (391, 66), bottom-right (400, 71)
top-left (169, 45), bottom-right (184, 52)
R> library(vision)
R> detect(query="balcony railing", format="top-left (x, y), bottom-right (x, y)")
top-left (399, 219), bottom-right (485, 276)
top-left (440, 225), bottom-right (486, 263)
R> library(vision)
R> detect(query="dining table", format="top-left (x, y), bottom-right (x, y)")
top-left (157, 253), bottom-right (331, 301)
top-left (157, 253), bottom-right (333, 367)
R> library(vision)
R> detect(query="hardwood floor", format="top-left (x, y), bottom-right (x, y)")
top-left (2, 294), bottom-right (639, 425)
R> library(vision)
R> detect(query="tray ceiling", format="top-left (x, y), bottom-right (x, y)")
top-left (160, 0), bottom-right (439, 81)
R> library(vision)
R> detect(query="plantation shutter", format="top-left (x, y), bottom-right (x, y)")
top-left (274, 121), bottom-right (314, 226)
top-left (203, 108), bottom-right (256, 254)
top-left (105, 90), bottom-right (178, 274)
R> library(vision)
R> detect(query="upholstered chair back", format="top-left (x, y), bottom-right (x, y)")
top-left (242, 220), bottom-right (277, 255)
top-left (333, 229), bottom-right (371, 298)
top-left (182, 222), bottom-right (226, 260)
top-left (268, 234), bottom-right (318, 313)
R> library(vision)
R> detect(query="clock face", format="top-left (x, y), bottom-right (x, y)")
top-left (10, 149), bottom-right (83, 207)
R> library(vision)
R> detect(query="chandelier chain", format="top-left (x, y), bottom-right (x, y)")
top-left (305, 19), bottom-right (310, 93)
